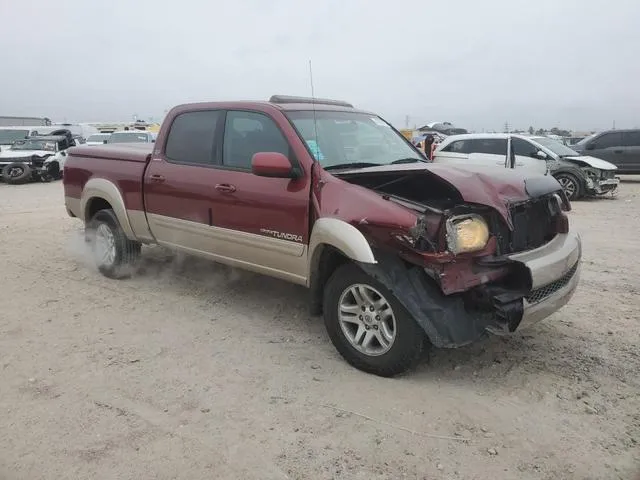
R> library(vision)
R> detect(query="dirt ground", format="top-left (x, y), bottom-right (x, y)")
top-left (0, 178), bottom-right (638, 480)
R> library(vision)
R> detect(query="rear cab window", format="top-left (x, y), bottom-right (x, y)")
top-left (164, 110), bottom-right (222, 165)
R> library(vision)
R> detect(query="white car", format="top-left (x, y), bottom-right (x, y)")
top-left (0, 135), bottom-right (70, 184)
top-left (86, 133), bottom-right (112, 145)
top-left (433, 133), bottom-right (619, 200)
top-left (106, 130), bottom-right (156, 144)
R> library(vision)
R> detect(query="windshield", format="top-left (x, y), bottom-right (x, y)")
top-left (107, 132), bottom-right (150, 143)
top-left (87, 134), bottom-right (109, 142)
top-left (533, 136), bottom-right (579, 157)
top-left (285, 110), bottom-right (424, 169)
top-left (0, 129), bottom-right (30, 144)
top-left (10, 139), bottom-right (57, 151)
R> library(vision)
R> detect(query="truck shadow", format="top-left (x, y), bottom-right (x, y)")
top-left (128, 246), bottom-right (630, 387)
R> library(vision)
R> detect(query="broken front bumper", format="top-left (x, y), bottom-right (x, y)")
top-left (505, 231), bottom-right (581, 330)
top-left (586, 176), bottom-right (620, 195)
top-left (358, 232), bottom-right (582, 349)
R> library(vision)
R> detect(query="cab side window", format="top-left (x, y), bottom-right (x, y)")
top-left (222, 111), bottom-right (290, 170)
top-left (474, 138), bottom-right (507, 155)
top-left (512, 138), bottom-right (538, 157)
top-left (165, 110), bottom-right (221, 165)
top-left (593, 132), bottom-right (623, 149)
top-left (622, 131), bottom-right (640, 147)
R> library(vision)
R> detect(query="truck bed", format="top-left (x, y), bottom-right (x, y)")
top-left (69, 143), bottom-right (153, 163)
top-left (63, 144), bottom-right (152, 226)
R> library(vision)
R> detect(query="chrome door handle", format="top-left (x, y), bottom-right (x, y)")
top-left (215, 183), bottom-right (236, 193)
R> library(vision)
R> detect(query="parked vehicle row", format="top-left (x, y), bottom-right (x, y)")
top-left (0, 127), bottom-right (156, 183)
top-left (63, 95), bottom-right (581, 377)
top-left (433, 133), bottom-right (620, 200)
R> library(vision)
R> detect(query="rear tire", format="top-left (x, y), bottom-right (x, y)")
top-left (2, 162), bottom-right (32, 185)
top-left (86, 209), bottom-right (141, 279)
top-left (323, 263), bottom-right (425, 377)
top-left (554, 172), bottom-right (581, 200)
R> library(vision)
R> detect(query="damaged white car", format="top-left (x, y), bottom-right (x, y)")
top-left (0, 134), bottom-right (71, 184)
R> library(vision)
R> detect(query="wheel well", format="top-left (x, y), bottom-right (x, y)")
top-left (309, 245), bottom-right (350, 316)
top-left (85, 197), bottom-right (113, 223)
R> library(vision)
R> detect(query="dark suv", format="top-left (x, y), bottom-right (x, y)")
top-left (573, 129), bottom-right (640, 174)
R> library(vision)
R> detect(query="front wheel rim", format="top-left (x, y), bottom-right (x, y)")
top-left (338, 284), bottom-right (397, 356)
top-left (558, 176), bottom-right (576, 197)
top-left (9, 167), bottom-right (24, 178)
top-left (94, 223), bottom-right (116, 267)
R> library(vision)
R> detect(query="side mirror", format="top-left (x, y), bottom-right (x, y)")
top-left (586, 143), bottom-right (596, 150)
top-left (251, 152), bottom-right (296, 178)
top-left (535, 150), bottom-right (548, 159)
top-left (103, 139), bottom-right (108, 144)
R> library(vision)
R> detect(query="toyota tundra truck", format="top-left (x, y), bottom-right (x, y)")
top-left (63, 95), bottom-right (582, 377)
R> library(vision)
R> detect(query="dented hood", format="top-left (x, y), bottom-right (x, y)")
top-left (334, 162), bottom-right (563, 227)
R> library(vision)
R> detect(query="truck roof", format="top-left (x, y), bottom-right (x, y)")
top-left (169, 95), bottom-right (374, 115)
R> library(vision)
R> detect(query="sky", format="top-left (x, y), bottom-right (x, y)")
top-left (1, 0), bottom-right (639, 132)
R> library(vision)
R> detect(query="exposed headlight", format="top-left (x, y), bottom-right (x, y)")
top-left (445, 214), bottom-right (490, 254)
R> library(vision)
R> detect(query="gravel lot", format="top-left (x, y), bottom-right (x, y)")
top-left (1, 179), bottom-right (639, 480)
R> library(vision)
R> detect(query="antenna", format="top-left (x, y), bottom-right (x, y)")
top-left (309, 59), bottom-right (320, 161)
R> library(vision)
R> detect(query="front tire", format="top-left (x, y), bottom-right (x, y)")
top-left (2, 162), bottom-right (32, 184)
top-left (86, 209), bottom-right (141, 279)
top-left (323, 263), bottom-right (425, 377)
top-left (554, 172), bottom-right (581, 200)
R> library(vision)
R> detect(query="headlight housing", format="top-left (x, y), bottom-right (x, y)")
top-left (445, 214), bottom-right (490, 254)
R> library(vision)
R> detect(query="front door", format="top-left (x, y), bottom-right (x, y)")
top-left (205, 109), bottom-right (311, 284)
top-left (587, 131), bottom-right (623, 166)
top-left (511, 137), bottom-right (549, 174)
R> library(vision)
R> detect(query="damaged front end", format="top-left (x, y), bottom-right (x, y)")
top-left (338, 166), bottom-right (581, 347)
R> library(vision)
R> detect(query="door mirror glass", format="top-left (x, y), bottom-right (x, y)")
top-left (535, 150), bottom-right (548, 159)
top-left (251, 152), bottom-right (295, 178)
top-left (103, 139), bottom-right (108, 144)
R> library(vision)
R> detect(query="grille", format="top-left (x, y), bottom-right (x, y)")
top-left (526, 260), bottom-right (579, 304)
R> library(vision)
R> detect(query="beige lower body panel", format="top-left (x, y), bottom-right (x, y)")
top-left (147, 214), bottom-right (308, 286)
top-left (65, 196), bottom-right (81, 218)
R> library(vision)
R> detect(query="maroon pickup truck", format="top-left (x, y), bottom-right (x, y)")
top-left (63, 95), bottom-right (582, 377)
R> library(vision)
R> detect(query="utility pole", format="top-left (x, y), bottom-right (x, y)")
top-left (405, 115), bottom-right (410, 129)
top-left (504, 121), bottom-right (510, 133)
top-left (612, 120), bottom-right (616, 130)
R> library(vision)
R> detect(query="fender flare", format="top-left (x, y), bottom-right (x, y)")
top-left (80, 178), bottom-right (136, 240)
top-left (308, 217), bottom-right (376, 280)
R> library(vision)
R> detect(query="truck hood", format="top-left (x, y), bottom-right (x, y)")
top-left (563, 155), bottom-right (618, 170)
top-left (0, 149), bottom-right (53, 159)
top-left (334, 162), bottom-right (564, 228)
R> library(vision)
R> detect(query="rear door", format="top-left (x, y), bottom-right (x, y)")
top-left (143, 109), bottom-right (225, 250)
top-left (435, 138), bottom-right (506, 168)
top-left (204, 109), bottom-right (310, 284)
top-left (620, 130), bottom-right (640, 173)
top-left (586, 131), bottom-right (623, 166)
top-left (466, 138), bottom-right (508, 167)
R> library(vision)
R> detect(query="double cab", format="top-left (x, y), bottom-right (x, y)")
top-left (63, 95), bottom-right (582, 377)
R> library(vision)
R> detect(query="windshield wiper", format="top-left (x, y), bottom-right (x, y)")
top-left (324, 162), bottom-right (380, 171)
top-left (391, 157), bottom-right (425, 164)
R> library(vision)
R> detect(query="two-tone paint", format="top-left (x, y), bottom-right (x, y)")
top-left (63, 99), bottom-right (582, 347)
